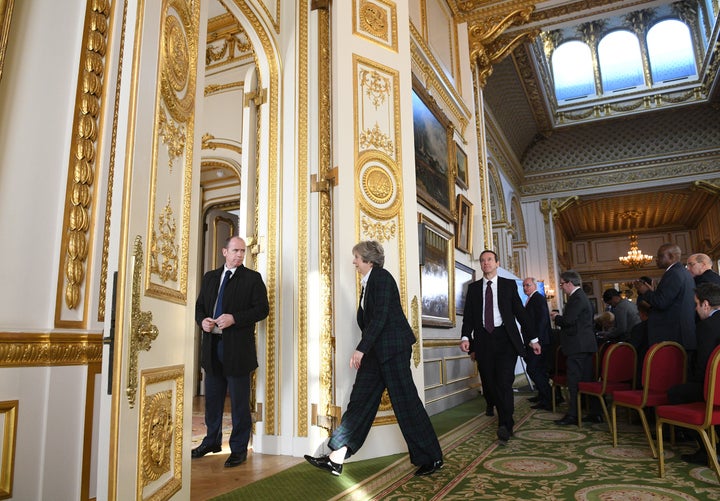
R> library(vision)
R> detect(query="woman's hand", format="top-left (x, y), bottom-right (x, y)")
top-left (350, 350), bottom-right (364, 370)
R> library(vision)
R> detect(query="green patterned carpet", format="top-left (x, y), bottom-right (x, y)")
top-left (213, 395), bottom-right (720, 500)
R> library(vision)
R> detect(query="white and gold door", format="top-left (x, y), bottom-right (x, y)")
top-left (99, 0), bottom-right (204, 499)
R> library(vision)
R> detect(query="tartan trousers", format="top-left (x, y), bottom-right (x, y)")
top-left (328, 348), bottom-right (442, 466)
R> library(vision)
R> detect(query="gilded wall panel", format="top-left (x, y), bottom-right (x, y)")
top-left (136, 365), bottom-right (183, 501)
top-left (56, 0), bottom-right (111, 327)
top-left (354, 56), bottom-right (400, 161)
top-left (145, 0), bottom-right (200, 304)
top-left (353, 0), bottom-right (398, 52)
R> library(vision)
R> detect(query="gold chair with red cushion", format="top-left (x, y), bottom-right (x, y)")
top-left (656, 344), bottom-right (720, 482)
top-left (611, 341), bottom-right (686, 458)
top-left (577, 342), bottom-right (637, 432)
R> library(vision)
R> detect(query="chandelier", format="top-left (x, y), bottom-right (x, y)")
top-left (619, 232), bottom-right (653, 268)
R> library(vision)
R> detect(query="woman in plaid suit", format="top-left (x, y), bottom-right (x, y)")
top-left (305, 241), bottom-right (443, 477)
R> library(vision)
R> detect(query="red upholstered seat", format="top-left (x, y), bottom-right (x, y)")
top-left (656, 344), bottom-right (720, 482)
top-left (577, 342), bottom-right (637, 431)
top-left (611, 341), bottom-right (686, 458)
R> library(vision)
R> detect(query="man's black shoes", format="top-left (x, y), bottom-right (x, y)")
top-left (191, 443), bottom-right (222, 458)
top-left (554, 415), bottom-right (579, 426)
top-left (497, 425), bottom-right (511, 444)
top-left (415, 459), bottom-right (444, 476)
top-left (224, 452), bottom-right (248, 468)
top-left (528, 396), bottom-right (540, 403)
top-left (304, 454), bottom-right (343, 476)
top-left (531, 402), bottom-right (552, 411)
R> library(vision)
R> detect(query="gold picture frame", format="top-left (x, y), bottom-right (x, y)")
top-left (455, 194), bottom-right (473, 254)
top-left (418, 214), bottom-right (455, 327)
top-left (454, 142), bottom-right (468, 189)
top-left (0, 400), bottom-right (18, 500)
top-left (0, 0), bottom-right (14, 84)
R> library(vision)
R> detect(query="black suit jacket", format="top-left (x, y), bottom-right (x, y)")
top-left (525, 291), bottom-right (551, 346)
top-left (356, 266), bottom-right (415, 362)
top-left (554, 287), bottom-right (597, 356)
top-left (638, 262), bottom-right (696, 350)
top-left (690, 312), bottom-right (720, 383)
top-left (196, 265), bottom-right (269, 376)
top-left (461, 276), bottom-right (535, 356)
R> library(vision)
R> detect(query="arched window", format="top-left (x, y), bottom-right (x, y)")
top-left (647, 19), bottom-right (696, 83)
top-left (598, 30), bottom-right (644, 92)
top-left (552, 41), bottom-right (595, 101)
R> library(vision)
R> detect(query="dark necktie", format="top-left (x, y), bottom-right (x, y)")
top-left (484, 280), bottom-right (494, 333)
top-left (214, 270), bottom-right (232, 318)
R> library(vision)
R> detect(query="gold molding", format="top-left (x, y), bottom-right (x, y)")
top-left (0, 332), bottom-right (103, 367)
top-left (128, 235), bottom-right (159, 408)
top-left (99, 0), bottom-right (130, 322)
top-left (0, 0), bottom-right (14, 84)
top-left (204, 80), bottom-right (245, 96)
top-left (136, 365), bottom-right (183, 501)
top-left (411, 296), bottom-right (420, 368)
top-left (0, 400), bottom-right (17, 499)
top-left (297, 0), bottom-right (310, 437)
top-left (353, 0), bottom-right (399, 52)
top-left (201, 132), bottom-right (243, 155)
top-left (57, 0), bottom-right (111, 323)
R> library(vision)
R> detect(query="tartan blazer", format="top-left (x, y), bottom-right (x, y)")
top-left (356, 266), bottom-right (415, 362)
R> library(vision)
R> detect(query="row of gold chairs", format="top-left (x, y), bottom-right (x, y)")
top-left (549, 341), bottom-right (720, 482)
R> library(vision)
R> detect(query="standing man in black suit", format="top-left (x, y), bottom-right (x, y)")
top-left (305, 241), bottom-right (443, 477)
top-left (460, 250), bottom-right (540, 444)
top-left (634, 243), bottom-right (696, 352)
top-left (193, 236), bottom-right (269, 467)
top-left (551, 270), bottom-right (598, 426)
top-left (686, 253), bottom-right (720, 286)
top-left (523, 277), bottom-right (553, 411)
top-left (667, 282), bottom-right (720, 465)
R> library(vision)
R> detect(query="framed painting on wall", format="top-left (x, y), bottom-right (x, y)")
top-left (454, 261), bottom-right (475, 316)
top-left (412, 77), bottom-right (454, 220)
top-left (455, 142), bottom-right (468, 189)
top-left (418, 214), bottom-right (455, 327)
top-left (455, 194), bottom-right (473, 254)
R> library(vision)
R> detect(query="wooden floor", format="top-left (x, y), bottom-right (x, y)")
top-left (190, 397), bottom-right (303, 501)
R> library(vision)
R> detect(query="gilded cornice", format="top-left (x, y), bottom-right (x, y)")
top-left (522, 153), bottom-right (720, 198)
top-left (0, 332), bottom-right (103, 367)
top-left (511, 45), bottom-right (553, 133)
top-left (0, 0), bottom-right (13, 83)
top-left (57, 0), bottom-right (111, 324)
top-left (410, 23), bottom-right (471, 134)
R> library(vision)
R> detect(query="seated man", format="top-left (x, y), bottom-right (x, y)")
top-left (667, 282), bottom-right (720, 464)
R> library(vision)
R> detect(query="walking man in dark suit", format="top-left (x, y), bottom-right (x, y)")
top-left (305, 241), bottom-right (443, 477)
top-left (634, 243), bottom-right (696, 352)
top-left (523, 277), bottom-right (553, 411)
top-left (551, 270), bottom-right (598, 426)
top-left (193, 236), bottom-right (269, 467)
top-left (460, 250), bottom-right (540, 444)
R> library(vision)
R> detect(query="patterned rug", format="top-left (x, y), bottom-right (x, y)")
top-left (214, 395), bottom-right (720, 500)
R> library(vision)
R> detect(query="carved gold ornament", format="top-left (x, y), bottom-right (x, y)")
top-left (359, 1), bottom-right (387, 39)
top-left (141, 390), bottom-right (173, 483)
top-left (158, 107), bottom-right (186, 170)
top-left (61, 0), bottom-right (111, 312)
top-left (128, 236), bottom-right (159, 408)
top-left (361, 216), bottom-right (396, 243)
top-left (359, 123), bottom-right (394, 155)
top-left (359, 68), bottom-right (390, 108)
top-left (363, 165), bottom-right (393, 205)
top-left (150, 198), bottom-right (179, 283)
top-left (160, 4), bottom-right (195, 123)
top-left (137, 365), bottom-right (183, 500)
top-left (411, 296), bottom-right (420, 368)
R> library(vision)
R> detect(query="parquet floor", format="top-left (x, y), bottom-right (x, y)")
top-left (190, 397), bottom-right (303, 500)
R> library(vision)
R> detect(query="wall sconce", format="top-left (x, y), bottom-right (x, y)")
top-left (545, 288), bottom-right (555, 300)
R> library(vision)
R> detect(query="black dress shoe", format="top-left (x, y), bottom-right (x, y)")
top-left (191, 443), bottom-right (222, 458)
top-left (497, 425), bottom-right (511, 443)
top-left (415, 459), bottom-right (444, 476)
top-left (224, 452), bottom-right (247, 467)
top-left (554, 415), bottom-right (579, 426)
top-left (583, 414), bottom-right (604, 423)
top-left (304, 454), bottom-right (343, 476)
top-left (531, 403), bottom-right (552, 411)
top-left (681, 448), bottom-right (708, 465)
top-left (528, 396), bottom-right (540, 403)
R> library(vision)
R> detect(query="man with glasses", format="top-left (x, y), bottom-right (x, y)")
top-left (686, 253), bottom-right (720, 286)
top-left (551, 271), bottom-right (598, 426)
